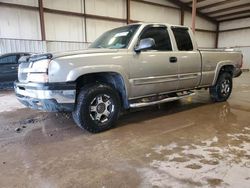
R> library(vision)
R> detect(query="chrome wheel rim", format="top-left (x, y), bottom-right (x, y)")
top-left (220, 79), bottom-right (231, 96)
top-left (89, 94), bottom-right (114, 124)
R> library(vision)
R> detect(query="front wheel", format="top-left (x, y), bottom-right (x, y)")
top-left (209, 72), bottom-right (233, 102)
top-left (72, 84), bottom-right (121, 133)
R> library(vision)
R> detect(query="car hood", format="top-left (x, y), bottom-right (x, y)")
top-left (52, 48), bottom-right (119, 59)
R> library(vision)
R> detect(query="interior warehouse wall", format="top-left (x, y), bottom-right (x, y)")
top-left (218, 18), bottom-right (250, 69)
top-left (0, 0), bottom-right (216, 54)
top-left (183, 11), bottom-right (216, 48)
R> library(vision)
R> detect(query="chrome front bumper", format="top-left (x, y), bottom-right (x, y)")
top-left (14, 82), bottom-right (76, 112)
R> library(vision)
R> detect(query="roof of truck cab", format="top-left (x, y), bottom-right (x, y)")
top-left (130, 22), bottom-right (190, 29)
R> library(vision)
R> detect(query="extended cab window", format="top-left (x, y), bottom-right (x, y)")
top-left (139, 27), bottom-right (172, 51)
top-left (171, 27), bottom-right (193, 51)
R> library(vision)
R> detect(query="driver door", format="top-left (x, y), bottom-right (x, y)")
top-left (129, 26), bottom-right (179, 98)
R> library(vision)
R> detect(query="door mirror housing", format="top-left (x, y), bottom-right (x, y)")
top-left (134, 38), bottom-right (156, 53)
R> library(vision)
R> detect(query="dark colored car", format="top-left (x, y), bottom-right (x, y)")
top-left (0, 52), bottom-right (30, 84)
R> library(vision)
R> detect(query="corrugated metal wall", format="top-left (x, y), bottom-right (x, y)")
top-left (218, 18), bottom-right (250, 69)
top-left (0, 0), bottom-right (217, 55)
top-left (0, 39), bottom-right (46, 54)
top-left (0, 38), bottom-right (90, 54)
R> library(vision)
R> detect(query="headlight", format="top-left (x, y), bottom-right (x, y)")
top-left (28, 59), bottom-right (51, 83)
top-left (28, 73), bottom-right (49, 83)
top-left (31, 59), bottom-right (50, 73)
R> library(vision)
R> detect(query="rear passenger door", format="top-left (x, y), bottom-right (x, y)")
top-left (171, 27), bottom-right (202, 90)
top-left (0, 55), bottom-right (18, 82)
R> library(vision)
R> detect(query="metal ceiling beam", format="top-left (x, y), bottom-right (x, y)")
top-left (0, 1), bottom-right (38, 10)
top-left (219, 14), bottom-right (250, 22)
top-left (206, 3), bottom-right (250, 15)
top-left (187, 0), bottom-right (207, 5)
top-left (133, 0), bottom-right (179, 10)
top-left (213, 9), bottom-right (250, 19)
top-left (220, 26), bottom-right (250, 32)
top-left (167, 0), bottom-right (217, 23)
top-left (198, 0), bottom-right (240, 11)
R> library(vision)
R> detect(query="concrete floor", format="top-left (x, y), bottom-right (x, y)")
top-left (0, 73), bottom-right (250, 188)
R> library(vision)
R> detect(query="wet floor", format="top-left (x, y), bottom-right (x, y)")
top-left (0, 73), bottom-right (250, 188)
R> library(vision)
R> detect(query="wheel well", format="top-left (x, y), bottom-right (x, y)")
top-left (75, 72), bottom-right (129, 109)
top-left (219, 65), bottom-right (234, 76)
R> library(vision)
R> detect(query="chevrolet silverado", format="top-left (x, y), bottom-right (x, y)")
top-left (15, 23), bottom-right (243, 133)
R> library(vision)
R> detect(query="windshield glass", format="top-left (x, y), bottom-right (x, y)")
top-left (89, 24), bottom-right (140, 49)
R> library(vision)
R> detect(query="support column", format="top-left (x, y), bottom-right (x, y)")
top-left (38, 0), bottom-right (46, 40)
top-left (83, 0), bottom-right (87, 42)
top-left (126, 0), bottom-right (131, 24)
top-left (180, 7), bottom-right (184, 25)
top-left (215, 22), bottom-right (219, 48)
top-left (191, 0), bottom-right (197, 34)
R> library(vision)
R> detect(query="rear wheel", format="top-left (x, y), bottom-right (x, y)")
top-left (209, 72), bottom-right (233, 102)
top-left (72, 83), bottom-right (121, 133)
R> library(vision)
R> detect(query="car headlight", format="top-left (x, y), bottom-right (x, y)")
top-left (28, 73), bottom-right (49, 83)
top-left (31, 59), bottom-right (50, 73)
top-left (28, 59), bottom-right (51, 83)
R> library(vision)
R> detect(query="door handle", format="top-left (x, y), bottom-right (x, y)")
top-left (169, 57), bottom-right (177, 63)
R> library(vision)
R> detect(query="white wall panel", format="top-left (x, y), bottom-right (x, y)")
top-left (218, 29), bottom-right (250, 47)
top-left (44, 13), bottom-right (85, 42)
top-left (0, 7), bottom-right (41, 40)
top-left (218, 29), bottom-right (250, 68)
top-left (86, 19), bottom-right (125, 42)
top-left (184, 11), bottom-right (216, 31)
top-left (219, 18), bottom-right (250, 30)
top-left (218, 18), bottom-right (250, 69)
top-left (47, 41), bottom-right (89, 52)
top-left (195, 31), bottom-right (216, 48)
top-left (85, 0), bottom-right (126, 19)
top-left (0, 0), bottom-right (38, 6)
top-left (131, 1), bottom-right (180, 24)
top-left (43, 0), bottom-right (84, 13)
top-left (234, 47), bottom-right (250, 69)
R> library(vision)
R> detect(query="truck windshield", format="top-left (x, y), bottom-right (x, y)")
top-left (89, 24), bottom-right (140, 49)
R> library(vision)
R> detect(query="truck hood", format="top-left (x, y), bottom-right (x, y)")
top-left (51, 48), bottom-right (119, 59)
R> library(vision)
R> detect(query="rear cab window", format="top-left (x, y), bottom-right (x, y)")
top-left (171, 27), bottom-right (193, 51)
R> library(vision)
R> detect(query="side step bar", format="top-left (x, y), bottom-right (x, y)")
top-left (129, 91), bottom-right (195, 108)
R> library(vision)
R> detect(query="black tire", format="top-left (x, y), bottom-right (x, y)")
top-left (209, 72), bottom-right (233, 102)
top-left (72, 83), bottom-right (121, 133)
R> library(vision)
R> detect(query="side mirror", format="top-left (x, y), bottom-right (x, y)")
top-left (134, 38), bottom-right (156, 53)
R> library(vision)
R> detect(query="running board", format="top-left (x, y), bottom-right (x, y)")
top-left (129, 91), bottom-right (195, 108)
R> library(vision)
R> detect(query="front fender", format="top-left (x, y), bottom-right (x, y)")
top-left (66, 65), bottom-right (130, 95)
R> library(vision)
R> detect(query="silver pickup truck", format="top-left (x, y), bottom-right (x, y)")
top-left (15, 23), bottom-right (243, 133)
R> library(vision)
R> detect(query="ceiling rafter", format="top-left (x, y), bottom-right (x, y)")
top-left (219, 14), bottom-right (250, 22)
top-left (198, 0), bottom-right (241, 11)
top-left (214, 9), bottom-right (250, 19)
top-left (187, 0), bottom-right (207, 5)
top-left (167, 0), bottom-right (217, 23)
top-left (206, 3), bottom-right (250, 15)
